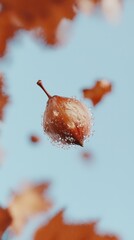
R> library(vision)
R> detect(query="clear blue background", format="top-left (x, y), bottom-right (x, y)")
top-left (0, 1), bottom-right (134, 240)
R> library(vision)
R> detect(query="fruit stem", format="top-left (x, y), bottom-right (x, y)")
top-left (37, 80), bottom-right (52, 99)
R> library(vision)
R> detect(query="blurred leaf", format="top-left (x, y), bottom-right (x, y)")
top-left (34, 210), bottom-right (119, 240)
top-left (0, 0), bottom-right (76, 56)
top-left (83, 80), bottom-right (112, 106)
top-left (0, 74), bottom-right (9, 120)
top-left (77, 0), bottom-right (123, 22)
top-left (30, 135), bottom-right (41, 144)
top-left (8, 183), bottom-right (52, 234)
top-left (81, 150), bottom-right (93, 161)
top-left (0, 207), bottom-right (12, 239)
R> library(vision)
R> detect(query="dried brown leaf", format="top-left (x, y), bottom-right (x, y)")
top-left (0, 207), bottom-right (12, 238)
top-left (0, 74), bottom-right (9, 120)
top-left (8, 183), bottom-right (52, 234)
top-left (0, 0), bottom-right (76, 56)
top-left (83, 80), bottom-right (112, 106)
top-left (34, 211), bottom-right (119, 240)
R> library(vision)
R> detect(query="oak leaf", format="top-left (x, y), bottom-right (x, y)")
top-left (8, 183), bottom-right (52, 234)
top-left (34, 211), bottom-right (119, 240)
top-left (0, 74), bottom-right (9, 120)
top-left (0, 207), bottom-right (12, 238)
top-left (83, 80), bottom-right (112, 106)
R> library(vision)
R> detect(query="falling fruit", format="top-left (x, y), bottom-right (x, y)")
top-left (37, 80), bottom-right (92, 147)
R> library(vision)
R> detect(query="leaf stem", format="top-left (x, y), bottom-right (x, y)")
top-left (37, 80), bottom-right (52, 98)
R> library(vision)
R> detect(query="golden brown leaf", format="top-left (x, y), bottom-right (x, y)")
top-left (0, 207), bottom-right (12, 238)
top-left (83, 80), bottom-right (112, 106)
top-left (0, 74), bottom-right (9, 120)
top-left (8, 183), bottom-right (52, 234)
top-left (34, 211), bottom-right (119, 240)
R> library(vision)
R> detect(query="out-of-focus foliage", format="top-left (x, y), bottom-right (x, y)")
top-left (0, 74), bottom-right (9, 120)
top-left (0, 182), bottom-right (52, 238)
top-left (34, 211), bottom-right (119, 240)
top-left (0, 208), bottom-right (12, 238)
top-left (83, 80), bottom-right (112, 106)
top-left (77, 0), bottom-right (122, 21)
top-left (81, 150), bottom-right (93, 161)
top-left (8, 183), bottom-right (52, 234)
top-left (30, 135), bottom-right (41, 144)
top-left (0, 0), bottom-right (76, 56)
top-left (0, 0), bottom-right (125, 240)
top-left (0, 0), bottom-right (123, 56)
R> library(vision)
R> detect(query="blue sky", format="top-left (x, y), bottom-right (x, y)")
top-left (0, 1), bottom-right (134, 240)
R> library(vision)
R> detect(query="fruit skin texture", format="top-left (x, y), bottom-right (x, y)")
top-left (43, 95), bottom-right (92, 146)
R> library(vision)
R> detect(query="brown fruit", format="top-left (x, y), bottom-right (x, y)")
top-left (37, 80), bottom-right (92, 147)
